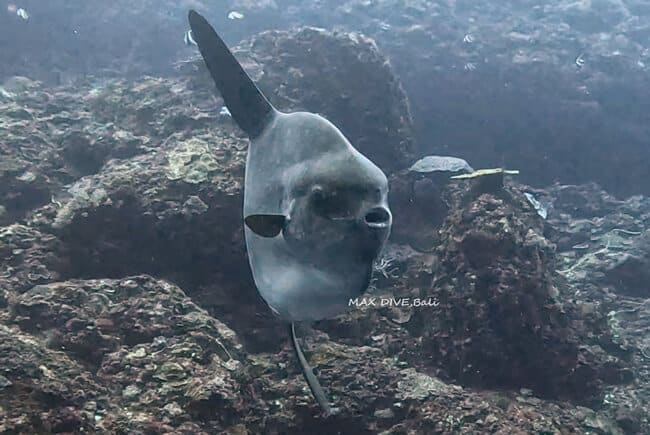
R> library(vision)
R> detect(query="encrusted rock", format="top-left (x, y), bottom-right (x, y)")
top-left (0, 224), bottom-right (67, 294)
top-left (600, 231), bottom-right (650, 298)
top-left (0, 324), bottom-right (111, 434)
top-left (408, 183), bottom-right (630, 404)
top-left (6, 275), bottom-right (246, 433)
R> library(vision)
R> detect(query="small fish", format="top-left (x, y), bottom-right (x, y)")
top-left (227, 11), bottom-right (244, 20)
top-left (16, 7), bottom-right (29, 20)
top-left (575, 53), bottom-right (585, 68)
top-left (50, 196), bottom-right (62, 208)
top-left (183, 29), bottom-right (197, 46)
top-left (464, 62), bottom-right (476, 71)
top-left (0, 87), bottom-right (15, 100)
top-left (463, 34), bottom-right (474, 43)
top-left (524, 192), bottom-right (548, 219)
top-left (378, 22), bottom-right (391, 31)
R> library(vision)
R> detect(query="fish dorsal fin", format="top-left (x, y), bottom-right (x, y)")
top-left (188, 10), bottom-right (276, 138)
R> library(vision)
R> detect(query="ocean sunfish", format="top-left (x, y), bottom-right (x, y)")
top-left (188, 10), bottom-right (392, 415)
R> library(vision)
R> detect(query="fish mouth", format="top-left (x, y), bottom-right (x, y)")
top-left (364, 207), bottom-right (391, 229)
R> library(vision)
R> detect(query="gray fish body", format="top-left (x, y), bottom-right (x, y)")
top-left (188, 8), bottom-right (391, 413)
top-left (188, 10), bottom-right (391, 322)
top-left (244, 111), bottom-right (391, 321)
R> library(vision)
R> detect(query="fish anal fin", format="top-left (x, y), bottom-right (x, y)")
top-left (289, 322), bottom-right (338, 416)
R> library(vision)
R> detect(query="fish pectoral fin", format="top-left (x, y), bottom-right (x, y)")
top-left (244, 214), bottom-right (286, 237)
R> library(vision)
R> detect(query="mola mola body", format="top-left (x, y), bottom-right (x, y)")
top-left (188, 9), bottom-right (392, 414)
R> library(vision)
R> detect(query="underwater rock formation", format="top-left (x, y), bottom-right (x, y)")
top-left (0, 324), bottom-right (110, 433)
top-left (540, 182), bottom-right (650, 432)
top-left (542, 183), bottom-right (650, 299)
top-left (0, 77), bottom-right (152, 226)
top-left (404, 180), bottom-right (632, 405)
top-left (3, 275), bottom-right (245, 433)
top-left (0, 224), bottom-right (67, 296)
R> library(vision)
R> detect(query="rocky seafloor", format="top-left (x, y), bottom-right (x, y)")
top-left (0, 23), bottom-right (649, 435)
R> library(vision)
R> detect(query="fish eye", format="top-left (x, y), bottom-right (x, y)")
top-left (311, 185), bottom-right (325, 199)
top-left (310, 187), bottom-right (355, 220)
